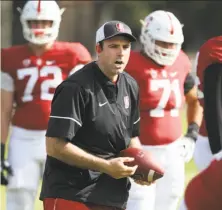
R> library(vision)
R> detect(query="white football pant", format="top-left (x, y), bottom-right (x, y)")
top-left (193, 135), bottom-right (213, 171)
top-left (127, 138), bottom-right (185, 210)
top-left (6, 126), bottom-right (46, 210)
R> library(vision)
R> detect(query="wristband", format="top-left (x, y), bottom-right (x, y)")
top-left (185, 122), bottom-right (199, 141)
top-left (1, 143), bottom-right (5, 160)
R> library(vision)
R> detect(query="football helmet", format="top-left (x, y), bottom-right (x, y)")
top-left (140, 10), bottom-right (184, 66)
top-left (19, 0), bottom-right (65, 45)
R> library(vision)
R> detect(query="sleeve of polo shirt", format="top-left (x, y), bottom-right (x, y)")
top-left (131, 88), bottom-right (140, 138)
top-left (46, 82), bottom-right (88, 141)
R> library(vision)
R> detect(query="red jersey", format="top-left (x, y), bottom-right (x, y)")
top-left (185, 151), bottom-right (222, 210)
top-left (196, 36), bottom-right (222, 136)
top-left (125, 51), bottom-right (191, 145)
top-left (1, 41), bottom-right (92, 130)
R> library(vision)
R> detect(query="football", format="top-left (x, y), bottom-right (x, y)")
top-left (119, 147), bottom-right (164, 182)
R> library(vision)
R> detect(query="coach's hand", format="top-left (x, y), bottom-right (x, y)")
top-left (1, 143), bottom-right (13, 185)
top-left (104, 157), bottom-right (138, 179)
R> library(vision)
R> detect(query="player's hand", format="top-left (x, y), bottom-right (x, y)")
top-left (180, 136), bottom-right (196, 163)
top-left (1, 143), bottom-right (13, 185)
top-left (105, 157), bottom-right (138, 179)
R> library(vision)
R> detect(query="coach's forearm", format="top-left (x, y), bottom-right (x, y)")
top-left (46, 137), bottom-right (109, 173)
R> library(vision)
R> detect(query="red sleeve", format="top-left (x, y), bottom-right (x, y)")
top-left (1, 47), bottom-right (15, 77)
top-left (72, 43), bottom-right (92, 65)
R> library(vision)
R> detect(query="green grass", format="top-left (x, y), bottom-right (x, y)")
top-left (0, 110), bottom-right (198, 210)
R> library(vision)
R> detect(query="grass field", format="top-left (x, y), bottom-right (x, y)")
top-left (0, 110), bottom-right (199, 210)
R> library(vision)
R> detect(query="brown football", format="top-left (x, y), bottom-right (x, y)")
top-left (119, 148), bottom-right (164, 182)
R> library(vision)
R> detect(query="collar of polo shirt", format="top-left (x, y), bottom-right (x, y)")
top-left (94, 62), bottom-right (121, 86)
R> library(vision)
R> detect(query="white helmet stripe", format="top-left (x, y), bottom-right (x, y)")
top-left (37, 0), bottom-right (41, 13)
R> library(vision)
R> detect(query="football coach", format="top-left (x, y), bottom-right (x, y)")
top-left (40, 21), bottom-right (148, 210)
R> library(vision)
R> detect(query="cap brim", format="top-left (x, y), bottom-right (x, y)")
top-left (100, 32), bottom-right (136, 43)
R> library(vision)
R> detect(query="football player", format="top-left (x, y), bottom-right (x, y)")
top-left (125, 10), bottom-right (203, 210)
top-left (179, 36), bottom-right (222, 210)
top-left (193, 36), bottom-right (222, 171)
top-left (1, 1), bottom-right (91, 210)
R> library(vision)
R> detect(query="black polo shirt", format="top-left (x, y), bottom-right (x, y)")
top-left (40, 61), bottom-right (140, 209)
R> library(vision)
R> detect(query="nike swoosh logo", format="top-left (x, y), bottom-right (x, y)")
top-left (99, 102), bottom-right (108, 107)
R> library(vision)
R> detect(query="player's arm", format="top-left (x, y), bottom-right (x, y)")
top-left (46, 82), bottom-right (137, 179)
top-left (181, 73), bottom-right (203, 163)
top-left (1, 88), bottom-right (14, 144)
top-left (184, 73), bottom-right (203, 140)
top-left (1, 70), bottom-right (14, 144)
top-left (1, 71), bottom-right (14, 185)
top-left (1, 49), bottom-right (14, 144)
top-left (203, 63), bottom-right (222, 154)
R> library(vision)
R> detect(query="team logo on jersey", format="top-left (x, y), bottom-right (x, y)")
top-left (46, 60), bottom-right (55, 65)
top-left (124, 96), bottom-right (129, 109)
top-left (36, 58), bottom-right (42, 66)
top-left (169, 71), bottom-right (178, 78)
top-left (162, 70), bottom-right (167, 78)
top-left (145, 69), bottom-right (158, 78)
top-left (22, 59), bottom-right (31, 67)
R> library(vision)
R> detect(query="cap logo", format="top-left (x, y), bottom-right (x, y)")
top-left (116, 23), bottom-right (125, 32)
